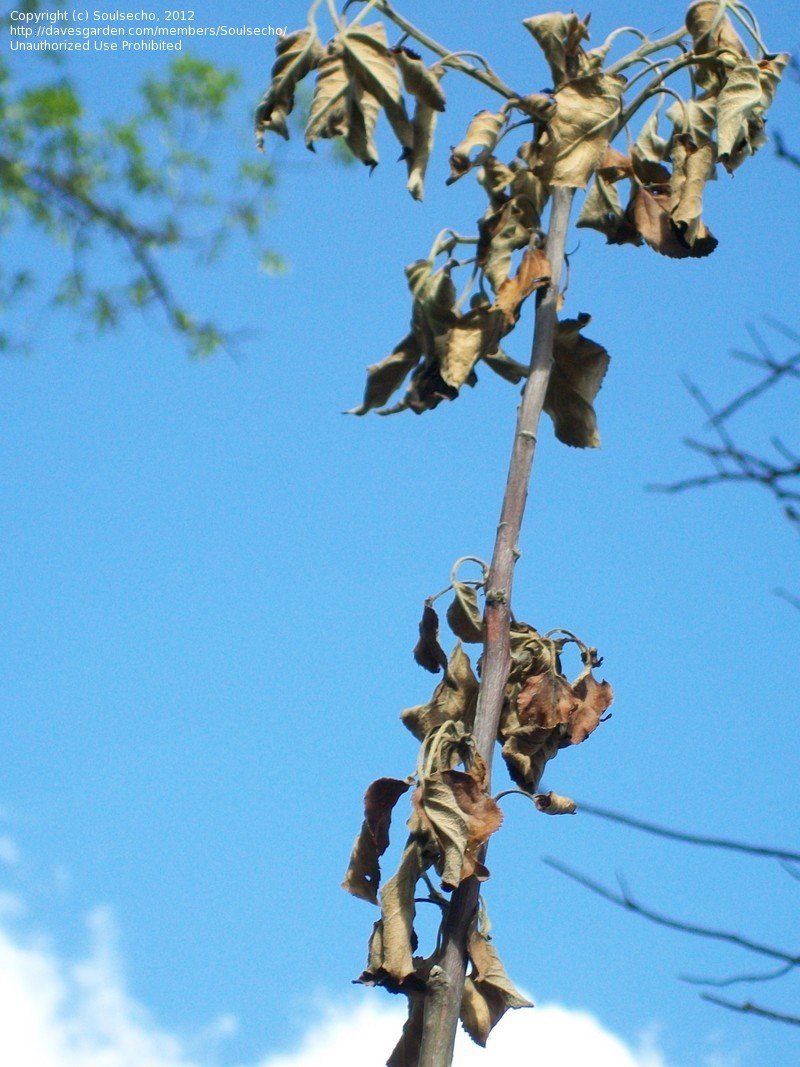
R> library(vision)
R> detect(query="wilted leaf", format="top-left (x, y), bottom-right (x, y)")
top-left (405, 95), bottom-right (440, 200)
top-left (415, 761), bottom-right (502, 890)
top-left (517, 671), bottom-right (578, 728)
top-left (347, 333), bottom-right (422, 415)
top-left (670, 139), bottom-right (716, 248)
top-left (255, 29), bottom-right (323, 144)
top-left (448, 110), bottom-right (507, 185)
top-left (446, 581), bottom-right (483, 643)
top-left (544, 313), bottom-right (610, 448)
top-left (481, 348), bottom-right (529, 384)
top-left (522, 12), bottom-right (591, 87)
top-left (345, 81), bottom-right (381, 167)
top-left (596, 146), bottom-right (633, 183)
top-left (478, 195), bottom-right (542, 293)
top-left (413, 603), bottom-right (448, 674)
top-left (686, 1), bottom-right (747, 62)
top-left (305, 44), bottom-right (349, 147)
top-left (440, 304), bottom-right (505, 389)
top-left (342, 777), bottom-right (413, 903)
top-left (393, 47), bottom-right (446, 111)
top-left (569, 672), bottom-right (613, 743)
top-left (342, 23), bottom-right (413, 149)
top-left (401, 644), bottom-right (478, 741)
top-left (577, 175), bottom-right (642, 246)
top-left (461, 919), bottom-right (532, 1046)
top-left (533, 73), bottom-right (625, 188)
top-left (633, 109), bottom-right (669, 166)
top-left (533, 790), bottom-right (577, 814)
top-left (630, 184), bottom-right (717, 259)
top-left (494, 247), bottom-right (551, 326)
top-left (378, 836), bottom-right (429, 981)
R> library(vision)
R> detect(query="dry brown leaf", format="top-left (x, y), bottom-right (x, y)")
top-left (533, 790), bottom-right (577, 814)
top-left (415, 763), bottom-right (503, 890)
top-left (345, 81), bottom-right (381, 168)
top-left (305, 44), bottom-right (349, 147)
top-left (544, 313), bottom-right (610, 448)
top-left (401, 644), bottom-right (479, 741)
top-left (413, 602), bottom-right (448, 674)
top-left (378, 836), bottom-right (428, 981)
top-left (533, 73), bottom-right (625, 189)
top-left (461, 920), bottom-right (532, 1046)
top-left (446, 581), bottom-right (483, 644)
top-left (448, 110), bottom-right (507, 185)
top-left (522, 12), bottom-right (591, 87)
top-left (494, 247), bottom-right (551, 326)
top-left (596, 146), bottom-right (634, 182)
top-left (577, 176), bottom-right (642, 246)
top-left (440, 305), bottom-right (505, 390)
top-left (393, 47), bottom-right (446, 111)
top-left (347, 333), bottom-right (422, 416)
top-left (481, 348), bottom-right (529, 385)
top-left (669, 139), bottom-right (716, 247)
top-left (517, 672), bottom-right (578, 729)
top-left (342, 23), bottom-right (413, 149)
top-left (569, 672), bottom-right (613, 744)
top-left (342, 777), bottom-right (413, 903)
top-left (405, 94), bottom-right (441, 201)
top-left (255, 29), bottom-right (323, 144)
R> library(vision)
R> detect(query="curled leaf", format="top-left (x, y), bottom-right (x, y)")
top-left (461, 917), bottom-right (532, 1046)
top-left (448, 110), bottom-right (507, 185)
top-left (577, 175), bottom-right (642, 246)
top-left (415, 759), bottom-right (502, 890)
top-left (533, 790), bottom-right (577, 814)
top-left (255, 29), bottom-right (323, 144)
top-left (347, 333), bottom-right (422, 416)
top-left (393, 47), bottom-right (446, 111)
top-left (342, 23), bottom-right (413, 149)
top-left (494, 247), bottom-right (551, 326)
top-left (405, 94), bottom-right (441, 201)
top-left (342, 777), bottom-right (413, 903)
top-left (305, 44), bottom-right (349, 147)
top-left (402, 644), bottom-right (478, 741)
top-left (544, 313), bottom-right (610, 448)
top-left (446, 581), bottom-right (483, 643)
top-left (523, 12), bottom-right (591, 87)
top-left (413, 603), bottom-right (448, 674)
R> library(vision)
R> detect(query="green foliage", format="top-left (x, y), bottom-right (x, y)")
top-left (0, 7), bottom-right (280, 356)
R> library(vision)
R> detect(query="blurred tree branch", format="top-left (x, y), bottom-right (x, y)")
top-left (1, 1), bottom-right (282, 357)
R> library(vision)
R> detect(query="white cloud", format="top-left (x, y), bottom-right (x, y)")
top-left (0, 835), bottom-right (21, 866)
top-left (0, 897), bottom-right (740, 1067)
top-left (260, 999), bottom-right (668, 1067)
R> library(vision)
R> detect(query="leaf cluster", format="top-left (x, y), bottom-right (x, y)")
top-left (341, 563), bottom-right (612, 1057)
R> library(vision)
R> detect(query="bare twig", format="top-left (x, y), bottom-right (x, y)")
top-left (681, 960), bottom-right (796, 988)
top-left (701, 994), bottom-right (800, 1028)
top-left (543, 856), bottom-right (800, 965)
top-left (576, 800), bottom-right (800, 863)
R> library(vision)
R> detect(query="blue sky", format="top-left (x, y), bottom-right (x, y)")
top-left (1, 1), bottom-right (799, 1064)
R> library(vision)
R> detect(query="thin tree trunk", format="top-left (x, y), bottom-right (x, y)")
top-left (416, 186), bottom-right (575, 1067)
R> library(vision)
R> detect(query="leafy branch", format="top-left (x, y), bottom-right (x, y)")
top-left (253, 2), bottom-right (787, 1063)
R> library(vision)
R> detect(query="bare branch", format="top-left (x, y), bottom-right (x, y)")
top-left (543, 856), bottom-right (800, 965)
top-left (576, 801), bottom-right (800, 863)
top-left (701, 994), bottom-right (800, 1028)
top-left (681, 961), bottom-right (796, 988)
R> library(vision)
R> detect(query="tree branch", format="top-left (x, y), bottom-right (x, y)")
top-left (416, 186), bottom-right (576, 1067)
top-left (543, 856), bottom-right (800, 965)
top-left (701, 994), bottom-right (800, 1028)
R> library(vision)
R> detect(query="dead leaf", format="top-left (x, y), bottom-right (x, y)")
top-left (522, 12), bottom-right (591, 87)
top-left (405, 93), bottom-right (441, 201)
top-left (544, 313), bottom-right (610, 448)
top-left (440, 304), bottom-right (505, 389)
top-left (342, 23), bottom-right (413, 149)
top-left (448, 110), bottom-right (507, 185)
top-left (378, 836), bottom-right (429, 981)
top-left (577, 175), bottom-right (642, 246)
top-left (569, 672), bottom-right (613, 743)
top-left (415, 762), bottom-right (502, 890)
top-left (345, 81), bottom-right (381, 168)
top-left (402, 644), bottom-right (479, 741)
top-left (494, 247), bottom-right (551, 326)
top-left (413, 603), bottom-right (448, 674)
top-left (305, 44), bottom-right (349, 147)
top-left (446, 581), bottom-right (484, 643)
top-left (533, 72), bottom-right (625, 188)
top-left (461, 918), bottom-right (532, 1045)
top-left (342, 777), bottom-right (413, 903)
top-left (481, 348), bottom-right (529, 385)
top-left (393, 47), bottom-right (446, 111)
top-left (533, 790), bottom-right (577, 814)
top-left (255, 29), bottom-right (323, 144)
top-left (517, 672), bottom-right (578, 729)
top-left (347, 333), bottom-right (422, 416)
